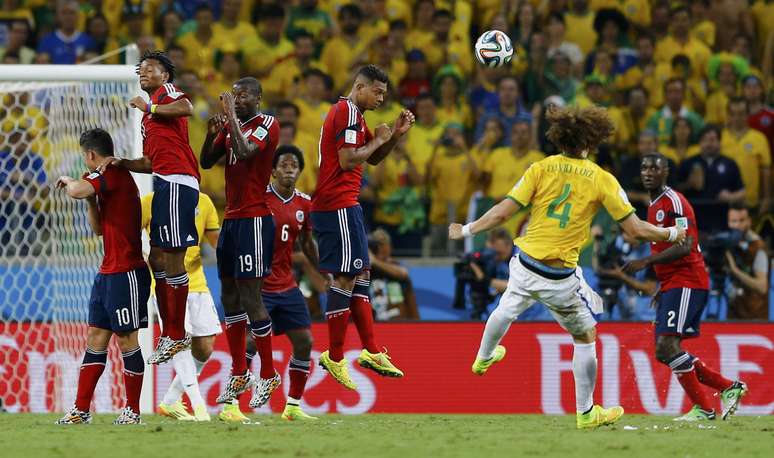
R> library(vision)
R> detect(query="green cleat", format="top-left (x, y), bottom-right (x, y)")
top-left (577, 405), bottom-right (625, 429)
top-left (673, 405), bottom-right (716, 422)
top-left (357, 349), bottom-right (404, 377)
top-left (472, 345), bottom-right (506, 375)
top-left (193, 404), bottom-right (211, 422)
top-left (218, 400), bottom-right (249, 423)
top-left (158, 401), bottom-right (195, 421)
top-left (281, 404), bottom-right (319, 421)
top-left (720, 381), bottom-right (748, 420)
top-left (319, 350), bottom-right (357, 390)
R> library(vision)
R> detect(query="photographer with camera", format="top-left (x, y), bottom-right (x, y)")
top-left (452, 228), bottom-right (514, 320)
top-left (724, 204), bottom-right (770, 319)
top-left (367, 228), bottom-right (420, 320)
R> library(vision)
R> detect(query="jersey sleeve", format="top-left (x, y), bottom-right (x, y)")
top-left (599, 171), bottom-right (636, 222)
top-left (200, 194), bottom-right (220, 231)
top-left (247, 116), bottom-right (279, 153)
top-left (82, 170), bottom-right (107, 195)
top-left (156, 83), bottom-right (189, 104)
top-left (333, 103), bottom-right (360, 150)
top-left (302, 198), bottom-right (312, 232)
top-left (506, 164), bottom-right (539, 206)
top-left (140, 193), bottom-right (153, 232)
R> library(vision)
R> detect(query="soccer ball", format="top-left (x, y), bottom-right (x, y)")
top-left (474, 30), bottom-right (514, 68)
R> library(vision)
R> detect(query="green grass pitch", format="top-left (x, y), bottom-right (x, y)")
top-left (1, 414), bottom-right (773, 457)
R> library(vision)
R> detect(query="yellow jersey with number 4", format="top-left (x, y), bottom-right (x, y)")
top-left (507, 155), bottom-right (635, 268)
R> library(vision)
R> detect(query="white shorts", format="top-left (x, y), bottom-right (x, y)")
top-left (153, 291), bottom-right (223, 337)
top-left (495, 256), bottom-right (603, 335)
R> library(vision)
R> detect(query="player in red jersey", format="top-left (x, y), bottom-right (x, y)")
top-left (624, 154), bottom-right (748, 421)
top-left (222, 145), bottom-right (321, 422)
top-left (55, 129), bottom-right (150, 425)
top-left (99, 50), bottom-right (199, 365)
top-left (313, 65), bottom-right (415, 389)
top-left (200, 77), bottom-right (282, 408)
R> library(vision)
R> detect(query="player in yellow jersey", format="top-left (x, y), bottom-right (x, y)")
top-left (141, 192), bottom-right (223, 422)
top-left (450, 106), bottom-right (687, 429)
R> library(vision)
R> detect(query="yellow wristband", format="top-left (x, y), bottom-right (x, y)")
top-left (150, 104), bottom-right (158, 114)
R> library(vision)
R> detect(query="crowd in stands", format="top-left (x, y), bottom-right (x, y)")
top-left (0, 0), bottom-right (771, 319)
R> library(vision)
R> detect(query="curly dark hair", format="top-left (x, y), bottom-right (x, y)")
top-left (545, 106), bottom-right (615, 156)
top-left (272, 144), bottom-right (305, 171)
top-left (137, 50), bottom-right (175, 83)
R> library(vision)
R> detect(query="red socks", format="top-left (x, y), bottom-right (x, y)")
top-left (676, 369), bottom-right (714, 412)
top-left (351, 279), bottom-right (379, 353)
top-left (326, 287), bottom-right (352, 362)
top-left (250, 320), bottom-right (275, 379)
top-left (153, 272), bottom-right (169, 337)
top-left (694, 359), bottom-right (734, 392)
top-left (74, 347), bottom-right (107, 412)
top-left (165, 272), bottom-right (189, 341)
top-left (224, 312), bottom-right (248, 375)
top-left (288, 357), bottom-right (311, 401)
top-left (121, 347), bottom-right (144, 413)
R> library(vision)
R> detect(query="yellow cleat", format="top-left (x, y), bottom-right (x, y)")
top-left (281, 404), bottom-right (319, 421)
top-left (472, 345), bottom-right (506, 375)
top-left (193, 404), bottom-right (211, 422)
top-left (158, 401), bottom-right (195, 421)
top-left (357, 349), bottom-right (404, 378)
top-left (577, 405), bottom-right (625, 429)
top-left (218, 400), bottom-right (249, 423)
top-left (319, 350), bottom-right (357, 390)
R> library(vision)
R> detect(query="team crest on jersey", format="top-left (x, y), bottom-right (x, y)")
top-left (296, 210), bottom-right (305, 223)
top-left (353, 258), bottom-right (363, 269)
top-left (656, 209), bottom-right (665, 222)
top-left (87, 172), bottom-right (100, 180)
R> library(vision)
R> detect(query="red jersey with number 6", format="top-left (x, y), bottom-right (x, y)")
top-left (141, 83), bottom-right (200, 180)
top-left (83, 167), bottom-right (146, 274)
top-left (648, 187), bottom-right (709, 290)
top-left (214, 113), bottom-right (280, 219)
top-left (312, 97), bottom-right (373, 211)
top-left (263, 185), bottom-right (312, 293)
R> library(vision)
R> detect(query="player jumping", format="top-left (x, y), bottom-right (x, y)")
top-left (199, 78), bottom-right (282, 408)
top-left (55, 129), bottom-right (150, 425)
top-left (222, 145), bottom-right (321, 422)
top-left (142, 192), bottom-right (222, 422)
top-left (450, 106), bottom-right (687, 429)
top-left (622, 153), bottom-right (748, 421)
top-left (99, 50), bottom-right (200, 364)
top-left (313, 65), bottom-right (415, 389)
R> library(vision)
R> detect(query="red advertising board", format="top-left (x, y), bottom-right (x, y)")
top-left (2, 322), bottom-right (773, 415)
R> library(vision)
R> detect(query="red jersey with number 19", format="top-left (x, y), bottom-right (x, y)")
top-left (83, 167), bottom-right (146, 274)
top-left (141, 83), bottom-right (200, 180)
top-left (312, 97), bottom-right (373, 211)
top-left (214, 113), bottom-right (280, 219)
top-left (263, 184), bottom-right (312, 293)
top-left (647, 187), bottom-right (709, 290)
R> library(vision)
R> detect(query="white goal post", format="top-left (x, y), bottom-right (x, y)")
top-left (0, 57), bottom-right (156, 413)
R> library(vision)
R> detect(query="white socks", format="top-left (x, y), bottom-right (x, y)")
top-left (476, 308), bottom-right (513, 360)
top-left (572, 342), bottom-right (597, 414)
top-left (162, 349), bottom-right (207, 408)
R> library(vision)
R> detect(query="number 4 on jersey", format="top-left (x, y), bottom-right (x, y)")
top-left (547, 184), bottom-right (572, 228)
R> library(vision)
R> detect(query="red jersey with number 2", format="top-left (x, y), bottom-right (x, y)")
top-left (648, 187), bottom-right (709, 290)
top-left (312, 97), bottom-right (373, 211)
top-left (214, 113), bottom-right (280, 219)
top-left (142, 83), bottom-right (200, 180)
top-left (263, 185), bottom-right (312, 293)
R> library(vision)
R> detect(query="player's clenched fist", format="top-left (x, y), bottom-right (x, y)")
top-left (448, 223), bottom-right (464, 240)
top-left (394, 109), bottom-right (415, 136)
top-left (207, 114), bottom-right (227, 135)
top-left (55, 175), bottom-right (75, 189)
top-left (128, 96), bottom-right (147, 111)
top-left (374, 123), bottom-right (392, 143)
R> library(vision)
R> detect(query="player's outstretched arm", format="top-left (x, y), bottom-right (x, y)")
top-left (56, 176), bottom-right (101, 235)
top-left (96, 156), bottom-right (152, 174)
top-left (366, 109), bottom-right (416, 166)
top-left (129, 96), bottom-right (193, 118)
top-left (448, 198), bottom-right (521, 240)
top-left (622, 236), bottom-right (693, 274)
top-left (200, 114), bottom-right (228, 169)
top-left (619, 213), bottom-right (686, 244)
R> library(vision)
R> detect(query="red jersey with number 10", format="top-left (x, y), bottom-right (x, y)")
top-left (83, 167), bottom-right (146, 274)
top-left (647, 187), bottom-right (709, 290)
top-left (141, 83), bottom-right (200, 180)
top-left (312, 97), bottom-right (373, 211)
top-left (214, 113), bottom-right (280, 219)
top-left (263, 185), bottom-right (312, 293)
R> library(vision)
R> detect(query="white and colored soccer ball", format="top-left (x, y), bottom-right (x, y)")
top-left (474, 30), bottom-right (514, 68)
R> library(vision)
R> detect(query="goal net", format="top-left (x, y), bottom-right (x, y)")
top-left (0, 64), bottom-right (152, 413)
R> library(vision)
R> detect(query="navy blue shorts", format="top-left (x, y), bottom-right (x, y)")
top-left (217, 216), bottom-right (275, 279)
top-left (655, 288), bottom-right (708, 338)
top-left (150, 177), bottom-right (199, 249)
top-left (311, 205), bottom-right (370, 275)
top-left (88, 266), bottom-right (150, 332)
top-left (262, 288), bottom-right (312, 335)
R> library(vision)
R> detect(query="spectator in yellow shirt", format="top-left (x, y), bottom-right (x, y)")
top-left (156, 10), bottom-right (184, 48)
top-left (212, 0), bottom-right (255, 49)
top-left (565, 0), bottom-right (598, 56)
top-left (370, 20), bottom-right (408, 86)
top-left (654, 5), bottom-right (711, 78)
top-left (434, 65), bottom-right (473, 130)
top-left (723, 98), bottom-right (772, 212)
top-left (242, 4), bottom-right (294, 78)
top-left (608, 86), bottom-right (655, 156)
top-left (616, 33), bottom-right (671, 109)
top-left (263, 32), bottom-right (321, 104)
top-left (205, 48), bottom-right (244, 105)
top-left (405, 93), bottom-right (445, 175)
top-left (483, 121), bottom-right (545, 201)
top-left (320, 4), bottom-right (369, 93)
top-left (662, 116), bottom-right (701, 165)
top-left (274, 101), bottom-right (320, 194)
top-left (177, 5), bottom-right (218, 80)
top-left (705, 54), bottom-right (750, 125)
top-left (591, 0), bottom-right (651, 29)
top-left (690, 0), bottom-right (716, 48)
top-left (370, 136), bottom-right (423, 229)
top-left (293, 68), bottom-right (333, 141)
top-left (405, 0), bottom-right (434, 55)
